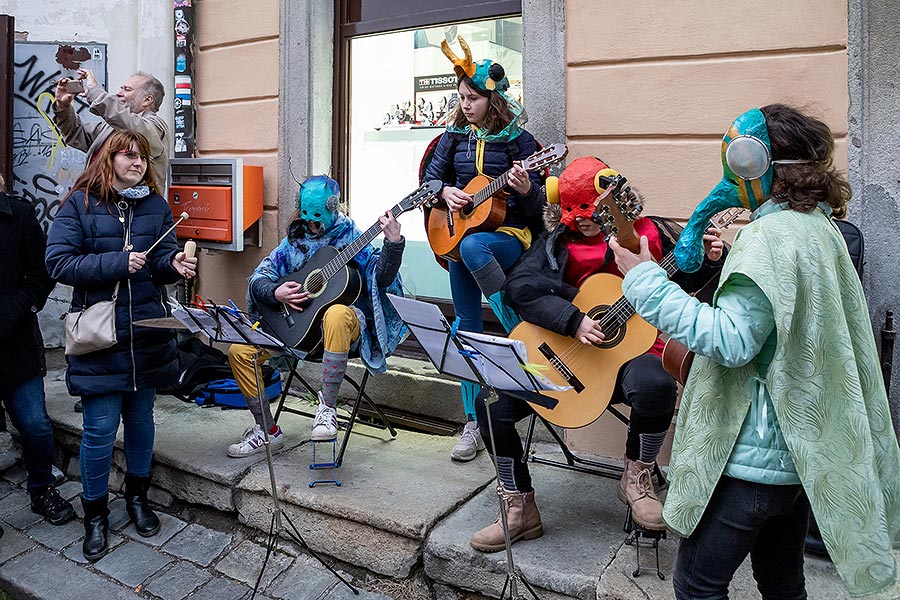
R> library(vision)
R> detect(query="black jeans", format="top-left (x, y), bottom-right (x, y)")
top-left (474, 354), bottom-right (677, 492)
top-left (673, 476), bottom-right (809, 600)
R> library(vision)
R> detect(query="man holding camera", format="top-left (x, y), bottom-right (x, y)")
top-left (53, 70), bottom-right (170, 190)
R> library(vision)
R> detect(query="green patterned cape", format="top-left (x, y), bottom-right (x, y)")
top-left (664, 208), bottom-right (900, 596)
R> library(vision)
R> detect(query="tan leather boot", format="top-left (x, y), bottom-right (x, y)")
top-left (469, 488), bottom-right (544, 552)
top-left (617, 458), bottom-right (666, 531)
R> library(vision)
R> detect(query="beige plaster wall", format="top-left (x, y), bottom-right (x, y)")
top-left (564, 0), bottom-right (849, 461)
top-left (191, 0), bottom-right (280, 309)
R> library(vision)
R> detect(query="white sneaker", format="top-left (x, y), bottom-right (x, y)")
top-left (311, 393), bottom-right (338, 441)
top-left (227, 424), bottom-right (284, 457)
top-left (451, 421), bottom-right (485, 462)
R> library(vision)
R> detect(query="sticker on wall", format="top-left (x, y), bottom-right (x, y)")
top-left (173, 0), bottom-right (196, 157)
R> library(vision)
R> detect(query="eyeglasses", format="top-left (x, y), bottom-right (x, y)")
top-left (117, 150), bottom-right (148, 162)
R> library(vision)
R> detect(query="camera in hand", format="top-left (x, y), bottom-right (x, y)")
top-left (65, 80), bottom-right (84, 94)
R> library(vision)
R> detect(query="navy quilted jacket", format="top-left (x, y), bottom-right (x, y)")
top-left (423, 130), bottom-right (546, 231)
top-left (45, 190), bottom-right (181, 396)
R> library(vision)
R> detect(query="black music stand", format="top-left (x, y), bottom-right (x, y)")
top-left (168, 301), bottom-right (358, 598)
top-left (388, 295), bottom-right (567, 600)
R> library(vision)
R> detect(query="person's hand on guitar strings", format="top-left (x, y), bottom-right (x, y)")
top-left (609, 235), bottom-right (653, 276)
top-left (703, 226), bottom-right (724, 262)
top-left (576, 315), bottom-right (605, 345)
top-left (378, 210), bottom-right (401, 242)
top-left (275, 281), bottom-right (310, 311)
top-left (507, 162), bottom-right (532, 195)
top-left (441, 186), bottom-right (472, 212)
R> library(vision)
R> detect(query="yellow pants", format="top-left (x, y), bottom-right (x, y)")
top-left (228, 304), bottom-right (361, 399)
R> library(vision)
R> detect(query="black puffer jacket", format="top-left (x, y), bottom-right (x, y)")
top-left (423, 130), bottom-right (546, 233)
top-left (45, 190), bottom-right (182, 396)
top-left (505, 215), bottom-right (726, 338)
top-left (0, 192), bottom-right (55, 391)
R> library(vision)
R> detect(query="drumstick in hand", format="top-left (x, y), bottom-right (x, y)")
top-left (145, 212), bottom-right (189, 255)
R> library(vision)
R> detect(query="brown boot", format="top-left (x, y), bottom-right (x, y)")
top-left (617, 458), bottom-right (666, 531)
top-left (469, 488), bottom-right (544, 552)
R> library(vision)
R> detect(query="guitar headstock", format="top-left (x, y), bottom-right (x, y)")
top-left (402, 180), bottom-right (443, 212)
top-left (521, 144), bottom-right (568, 172)
top-left (710, 206), bottom-right (745, 231)
top-left (592, 175), bottom-right (644, 251)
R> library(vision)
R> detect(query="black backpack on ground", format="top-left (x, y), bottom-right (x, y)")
top-left (159, 337), bottom-right (280, 406)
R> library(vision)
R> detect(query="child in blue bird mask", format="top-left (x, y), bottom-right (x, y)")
top-left (226, 175), bottom-right (407, 455)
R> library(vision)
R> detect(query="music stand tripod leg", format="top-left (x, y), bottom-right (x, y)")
top-left (249, 349), bottom-right (358, 597)
top-left (481, 388), bottom-right (541, 600)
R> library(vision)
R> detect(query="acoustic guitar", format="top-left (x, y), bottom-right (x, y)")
top-left (256, 180), bottom-right (442, 354)
top-left (426, 144), bottom-right (568, 261)
top-left (509, 176), bottom-right (651, 428)
top-left (660, 207), bottom-right (746, 386)
top-left (511, 195), bottom-right (744, 428)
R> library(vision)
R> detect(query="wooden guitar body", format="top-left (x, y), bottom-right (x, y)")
top-left (426, 174), bottom-right (507, 261)
top-left (509, 273), bottom-right (658, 428)
top-left (662, 337), bottom-right (695, 387)
top-left (256, 246), bottom-right (362, 354)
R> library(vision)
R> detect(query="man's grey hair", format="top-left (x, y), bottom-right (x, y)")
top-left (135, 71), bottom-right (165, 112)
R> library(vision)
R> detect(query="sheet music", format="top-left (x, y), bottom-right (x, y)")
top-left (387, 295), bottom-right (568, 393)
top-left (169, 301), bottom-right (286, 349)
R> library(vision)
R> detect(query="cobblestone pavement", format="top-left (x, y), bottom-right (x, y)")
top-left (0, 459), bottom-right (393, 600)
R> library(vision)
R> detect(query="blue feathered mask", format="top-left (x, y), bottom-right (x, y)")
top-left (291, 175), bottom-right (340, 239)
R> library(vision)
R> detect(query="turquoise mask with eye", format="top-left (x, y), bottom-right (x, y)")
top-left (295, 175), bottom-right (340, 238)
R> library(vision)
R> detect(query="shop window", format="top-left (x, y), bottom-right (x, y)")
top-left (346, 17), bottom-right (523, 299)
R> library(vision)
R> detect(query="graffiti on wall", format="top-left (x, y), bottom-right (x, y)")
top-left (12, 41), bottom-right (108, 234)
top-left (12, 42), bottom-right (108, 347)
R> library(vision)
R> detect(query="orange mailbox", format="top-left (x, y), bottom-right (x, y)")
top-left (168, 158), bottom-right (263, 252)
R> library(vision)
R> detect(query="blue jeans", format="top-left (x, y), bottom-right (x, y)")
top-left (1, 376), bottom-right (55, 493)
top-left (673, 476), bottom-right (809, 600)
top-left (80, 388), bottom-right (156, 501)
top-left (448, 231), bottom-right (523, 333)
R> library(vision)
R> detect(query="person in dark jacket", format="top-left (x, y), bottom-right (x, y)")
top-left (45, 130), bottom-right (197, 562)
top-left (468, 157), bottom-right (725, 553)
top-left (0, 175), bottom-right (76, 528)
top-left (423, 36), bottom-right (546, 462)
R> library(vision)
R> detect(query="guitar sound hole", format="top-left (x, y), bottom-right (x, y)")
top-left (304, 270), bottom-right (326, 297)
top-left (586, 305), bottom-right (626, 349)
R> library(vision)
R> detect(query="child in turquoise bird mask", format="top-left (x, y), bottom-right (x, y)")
top-left (226, 175), bottom-right (408, 456)
top-left (610, 105), bottom-right (900, 599)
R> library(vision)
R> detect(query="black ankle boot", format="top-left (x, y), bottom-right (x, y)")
top-left (81, 495), bottom-right (109, 562)
top-left (124, 475), bottom-right (160, 537)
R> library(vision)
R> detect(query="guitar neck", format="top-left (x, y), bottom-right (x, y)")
top-left (471, 169), bottom-right (513, 208)
top-left (319, 203), bottom-right (403, 281)
top-left (600, 248), bottom-right (680, 332)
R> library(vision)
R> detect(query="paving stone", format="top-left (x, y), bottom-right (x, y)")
top-left (266, 555), bottom-right (338, 600)
top-left (0, 434), bottom-right (19, 472)
top-left (187, 576), bottom-right (252, 600)
top-left (55, 479), bottom-right (83, 500)
top-left (0, 480), bottom-right (15, 499)
top-left (0, 546), bottom-right (142, 599)
top-left (1, 464), bottom-right (26, 485)
top-left (144, 560), bottom-right (213, 600)
top-left (2, 504), bottom-right (43, 529)
top-left (0, 528), bottom-right (34, 563)
top-left (108, 496), bottom-right (132, 530)
top-left (63, 532), bottom-right (125, 564)
top-left (324, 583), bottom-right (392, 600)
top-left (94, 540), bottom-right (174, 588)
top-left (161, 522), bottom-right (233, 567)
top-left (0, 488), bottom-right (29, 518)
top-left (214, 539), bottom-right (294, 591)
top-left (121, 511), bottom-right (187, 546)
top-left (26, 516), bottom-right (83, 550)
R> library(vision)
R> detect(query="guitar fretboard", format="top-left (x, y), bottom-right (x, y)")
top-left (319, 203), bottom-right (406, 281)
top-left (470, 170), bottom-right (513, 209)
